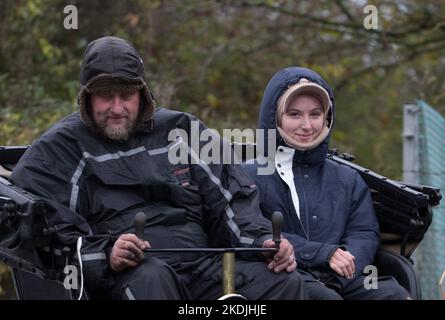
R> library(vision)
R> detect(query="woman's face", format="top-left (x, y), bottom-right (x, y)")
top-left (280, 94), bottom-right (325, 144)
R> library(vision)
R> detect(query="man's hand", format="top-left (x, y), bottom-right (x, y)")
top-left (262, 238), bottom-right (296, 273)
top-left (110, 234), bottom-right (150, 272)
top-left (329, 248), bottom-right (356, 279)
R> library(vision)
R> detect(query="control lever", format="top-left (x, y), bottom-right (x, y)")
top-left (271, 211), bottom-right (283, 249)
top-left (134, 211), bottom-right (147, 239)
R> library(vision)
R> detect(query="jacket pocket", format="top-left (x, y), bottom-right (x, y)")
top-left (226, 166), bottom-right (257, 199)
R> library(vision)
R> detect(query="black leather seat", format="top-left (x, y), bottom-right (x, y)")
top-left (11, 269), bottom-right (66, 300)
top-left (374, 249), bottom-right (421, 299)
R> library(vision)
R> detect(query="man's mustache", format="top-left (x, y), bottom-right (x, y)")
top-left (106, 110), bottom-right (129, 118)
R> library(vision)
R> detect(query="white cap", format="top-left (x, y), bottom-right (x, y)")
top-left (277, 78), bottom-right (331, 115)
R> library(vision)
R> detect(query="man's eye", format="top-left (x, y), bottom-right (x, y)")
top-left (121, 92), bottom-right (136, 100)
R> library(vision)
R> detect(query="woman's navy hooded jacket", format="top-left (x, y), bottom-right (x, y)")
top-left (243, 67), bottom-right (379, 286)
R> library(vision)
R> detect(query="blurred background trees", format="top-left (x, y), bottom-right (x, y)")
top-left (1, 0), bottom-right (444, 177)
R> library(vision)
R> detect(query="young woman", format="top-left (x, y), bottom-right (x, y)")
top-left (243, 67), bottom-right (410, 299)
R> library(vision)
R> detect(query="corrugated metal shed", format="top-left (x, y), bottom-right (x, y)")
top-left (408, 100), bottom-right (445, 300)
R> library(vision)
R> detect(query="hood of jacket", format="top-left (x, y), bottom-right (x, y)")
top-left (77, 36), bottom-right (155, 130)
top-left (258, 67), bottom-right (335, 165)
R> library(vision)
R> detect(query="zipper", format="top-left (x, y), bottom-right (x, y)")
top-left (297, 166), bottom-right (310, 240)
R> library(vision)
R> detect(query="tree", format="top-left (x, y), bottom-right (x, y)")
top-left (0, 0), bottom-right (444, 176)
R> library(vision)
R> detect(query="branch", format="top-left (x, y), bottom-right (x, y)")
top-left (334, 0), bottom-right (357, 23)
top-left (334, 42), bottom-right (445, 93)
top-left (234, 1), bottom-right (440, 39)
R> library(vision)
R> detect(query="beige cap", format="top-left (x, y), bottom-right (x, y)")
top-left (277, 78), bottom-right (331, 116)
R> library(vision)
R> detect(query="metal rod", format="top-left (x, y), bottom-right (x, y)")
top-left (142, 247), bottom-right (277, 253)
top-left (222, 252), bottom-right (235, 296)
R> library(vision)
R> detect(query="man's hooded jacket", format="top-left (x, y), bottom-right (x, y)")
top-left (243, 67), bottom-right (379, 288)
top-left (11, 37), bottom-right (272, 293)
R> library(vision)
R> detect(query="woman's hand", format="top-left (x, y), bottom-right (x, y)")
top-left (262, 238), bottom-right (297, 273)
top-left (329, 248), bottom-right (356, 279)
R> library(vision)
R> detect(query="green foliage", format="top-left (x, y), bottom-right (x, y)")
top-left (0, 263), bottom-right (14, 300)
top-left (1, 0), bottom-right (444, 173)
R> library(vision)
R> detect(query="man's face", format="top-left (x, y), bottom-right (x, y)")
top-left (90, 90), bottom-right (140, 141)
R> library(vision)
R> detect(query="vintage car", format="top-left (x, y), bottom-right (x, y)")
top-left (0, 145), bottom-right (442, 299)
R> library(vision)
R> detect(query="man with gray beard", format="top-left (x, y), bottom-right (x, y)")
top-left (11, 36), bottom-right (306, 300)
